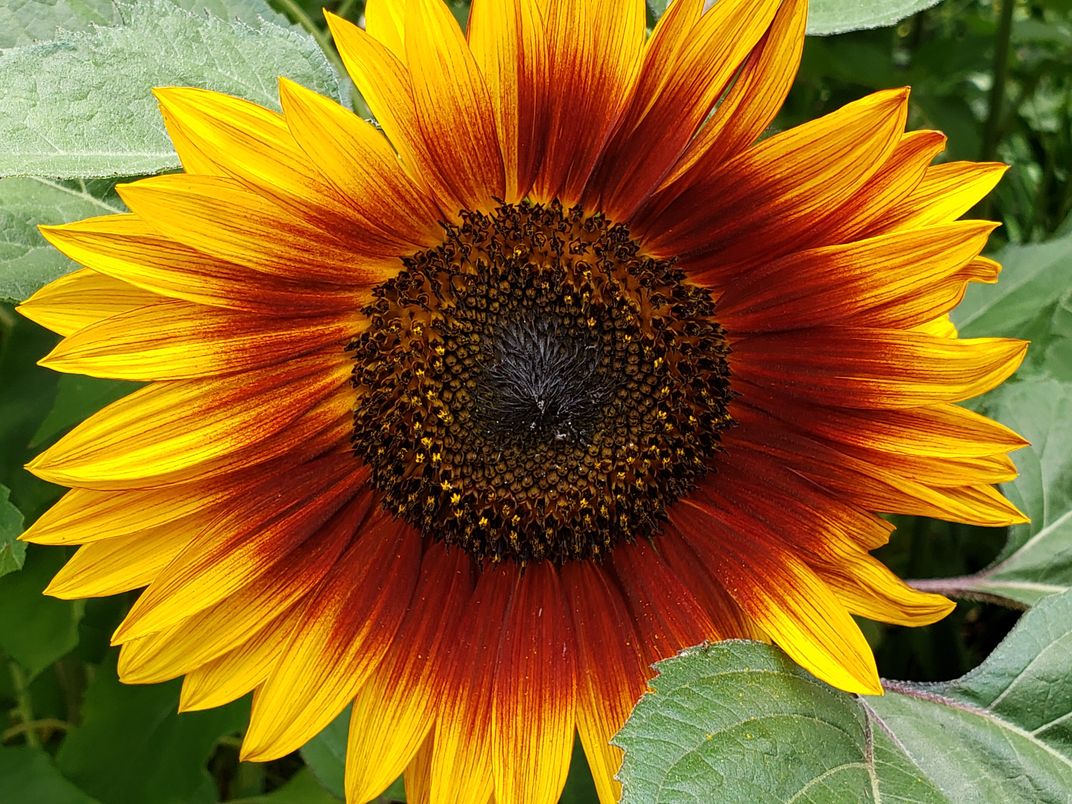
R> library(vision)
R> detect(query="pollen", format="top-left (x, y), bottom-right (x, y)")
top-left (350, 200), bottom-right (733, 563)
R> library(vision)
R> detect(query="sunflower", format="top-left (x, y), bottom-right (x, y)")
top-left (18, 0), bottom-right (1027, 801)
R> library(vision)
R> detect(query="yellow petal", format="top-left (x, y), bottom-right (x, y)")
top-left (326, 11), bottom-right (461, 213)
top-left (40, 298), bottom-right (355, 381)
top-left (153, 87), bottom-right (348, 221)
top-left (365, 0), bottom-right (406, 57)
top-left (665, 0), bottom-right (807, 183)
top-left (39, 214), bottom-right (360, 315)
top-left (28, 355), bottom-right (351, 489)
top-left (277, 76), bottom-right (442, 248)
top-left (178, 610), bottom-right (297, 712)
top-left (468, 0), bottom-right (547, 201)
top-left (241, 517), bottom-right (421, 762)
top-left (18, 269), bottom-right (158, 337)
top-left (45, 525), bottom-right (193, 599)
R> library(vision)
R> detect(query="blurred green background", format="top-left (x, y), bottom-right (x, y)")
top-left (1, 0), bottom-right (1070, 801)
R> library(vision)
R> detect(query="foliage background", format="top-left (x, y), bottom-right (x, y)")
top-left (0, 0), bottom-right (1069, 801)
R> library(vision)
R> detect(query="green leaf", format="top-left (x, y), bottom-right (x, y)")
top-left (911, 234), bottom-right (1072, 606)
top-left (805, 0), bottom-right (942, 36)
top-left (56, 655), bottom-right (248, 804)
top-left (954, 232), bottom-right (1072, 347)
top-left (30, 376), bottom-right (140, 449)
top-left (0, 746), bottom-right (99, 804)
top-left (615, 640), bottom-right (939, 803)
top-left (0, 0), bottom-right (339, 179)
top-left (0, 484), bottom-right (25, 578)
top-left (645, 0), bottom-right (670, 20)
top-left (0, 177), bottom-right (122, 303)
top-left (618, 592), bottom-right (1072, 801)
top-left (865, 589), bottom-right (1072, 800)
top-left (0, 0), bottom-right (292, 48)
top-left (921, 376), bottom-right (1072, 606)
top-left (229, 769), bottom-right (342, 803)
top-left (300, 706), bottom-right (348, 800)
top-left (0, 545), bottom-right (83, 679)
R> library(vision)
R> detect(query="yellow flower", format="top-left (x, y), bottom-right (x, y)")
top-left (19, 0), bottom-right (1027, 802)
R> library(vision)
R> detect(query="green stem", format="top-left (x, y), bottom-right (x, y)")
top-left (8, 663), bottom-right (40, 749)
top-left (981, 0), bottom-right (1016, 163)
top-left (274, 0), bottom-right (347, 79)
top-left (2, 718), bottom-right (70, 744)
top-left (334, 0), bottom-right (362, 21)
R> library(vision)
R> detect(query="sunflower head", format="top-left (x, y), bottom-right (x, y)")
top-left (18, 0), bottom-right (1027, 802)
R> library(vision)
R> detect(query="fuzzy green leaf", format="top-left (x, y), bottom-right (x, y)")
top-left (0, 0), bottom-right (291, 48)
top-left (955, 232), bottom-right (1072, 380)
top-left (934, 376), bottom-right (1072, 606)
top-left (805, 0), bottom-right (942, 35)
top-left (0, 177), bottom-right (122, 303)
top-left (618, 590), bottom-right (1072, 801)
top-left (0, 0), bottom-right (339, 178)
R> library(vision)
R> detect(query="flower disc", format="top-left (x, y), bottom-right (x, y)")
top-left (351, 201), bottom-right (732, 562)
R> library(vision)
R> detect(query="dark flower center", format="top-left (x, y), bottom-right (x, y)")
top-left (349, 201), bottom-right (733, 563)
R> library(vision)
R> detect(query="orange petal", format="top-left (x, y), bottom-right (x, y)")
top-left (117, 174), bottom-right (402, 283)
top-left (815, 130), bottom-right (947, 243)
top-left (702, 460), bottom-right (955, 627)
top-left (404, 733), bottom-right (438, 804)
top-left (675, 499), bottom-right (882, 695)
top-left (345, 544), bottom-right (473, 803)
top-left (241, 513), bottom-right (422, 761)
top-left (111, 455), bottom-right (366, 643)
top-left (491, 563), bottom-right (576, 804)
top-left (730, 328), bottom-right (1027, 409)
top-left (741, 397), bottom-right (1027, 461)
top-left (404, 0), bottom-right (505, 207)
top-left (611, 538), bottom-right (719, 663)
top-left (663, 0), bottom-right (807, 186)
top-left (278, 77), bottom-right (443, 248)
top-left (532, 0), bottom-right (646, 204)
top-left (27, 354), bottom-right (351, 489)
top-left (639, 88), bottom-right (909, 274)
top-left (561, 561), bottom-right (648, 804)
top-left (116, 496), bottom-right (359, 684)
top-left (429, 565), bottom-right (512, 804)
top-left (729, 406), bottom-right (1029, 527)
top-left (591, 0), bottom-right (781, 220)
top-left (719, 222), bottom-right (997, 332)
